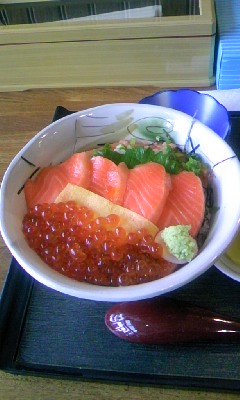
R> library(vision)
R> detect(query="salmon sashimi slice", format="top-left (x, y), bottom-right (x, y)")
top-left (157, 171), bottom-right (205, 237)
top-left (24, 152), bottom-right (91, 209)
top-left (88, 156), bottom-right (129, 205)
top-left (123, 162), bottom-right (171, 224)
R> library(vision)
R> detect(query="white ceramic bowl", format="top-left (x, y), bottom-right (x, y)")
top-left (1, 103), bottom-right (240, 302)
top-left (215, 231), bottom-right (240, 283)
top-left (215, 254), bottom-right (240, 283)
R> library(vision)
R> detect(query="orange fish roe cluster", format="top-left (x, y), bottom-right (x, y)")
top-left (22, 201), bottom-right (176, 286)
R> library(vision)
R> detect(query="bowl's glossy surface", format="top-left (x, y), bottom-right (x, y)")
top-left (1, 103), bottom-right (240, 302)
top-left (139, 89), bottom-right (231, 139)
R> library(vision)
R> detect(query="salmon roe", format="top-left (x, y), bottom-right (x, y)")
top-left (22, 201), bottom-right (176, 286)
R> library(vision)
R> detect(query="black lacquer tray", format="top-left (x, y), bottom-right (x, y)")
top-left (0, 108), bottom-right (240, 392)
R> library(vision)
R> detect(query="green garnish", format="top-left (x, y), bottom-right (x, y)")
top-left (93, 142), bottom-right (203, 175)
top-left (184, 155), bottom-right (202, 176)
top-left (161, 225), bottom-right (197, 262)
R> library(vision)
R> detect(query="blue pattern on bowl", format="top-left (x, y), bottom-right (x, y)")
top-left (139, 89), bottom-right (230, 139)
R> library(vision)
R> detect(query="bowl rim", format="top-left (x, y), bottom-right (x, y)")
top-left (215, 253), bottom-right (240, 283)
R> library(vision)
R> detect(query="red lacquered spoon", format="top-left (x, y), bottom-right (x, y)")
top-left (105, 298), bottom-right (240, 344)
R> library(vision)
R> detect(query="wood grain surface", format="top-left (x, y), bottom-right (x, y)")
top-left (0, 87), bottom-right (239, 400)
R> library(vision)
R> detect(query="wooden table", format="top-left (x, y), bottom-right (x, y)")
top-left (0, 87), bottom-right (239, 400)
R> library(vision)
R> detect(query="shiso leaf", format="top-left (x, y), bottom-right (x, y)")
top-left (93, 142), bottom-right (204, 175)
